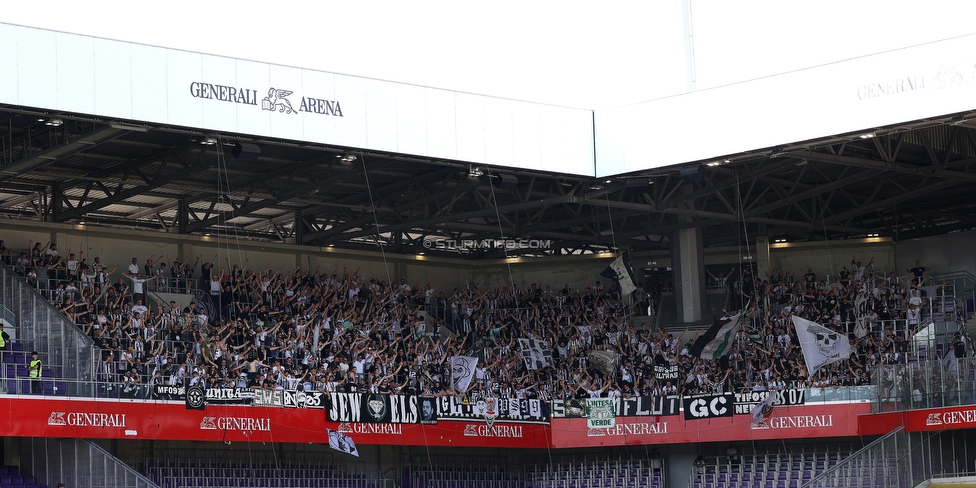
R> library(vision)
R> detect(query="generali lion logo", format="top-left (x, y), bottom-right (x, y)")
top-left (200, 417), bottom-right (217, 430)
top-left (463, 424), bottom-right (478, 437)
top-left (586, 428), bottom-right (606, 437)
top-left (338, 422), bottom-right (353, 433)
top-left (261, 88), bottom-right (297, 114)
top-left (926, 413), bottom-right (943, 426)
top-left (48, 412), bottom-right (66, 426)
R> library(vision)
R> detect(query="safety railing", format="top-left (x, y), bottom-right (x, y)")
top-left (0, 261), bottom-right (98, 396)
top-left (27, 438), bottom-right (157, 488)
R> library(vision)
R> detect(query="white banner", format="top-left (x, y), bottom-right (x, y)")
top-left (518, 338), bottom-right (553, 371)
top-left (750, 391), bottom-right (777, 427)
top-left (326, 429), bottom-right (359, 457)
top-left (792, 315), bottom-right (852, 376)
top-left (449, 356), bottom-right (479, 393)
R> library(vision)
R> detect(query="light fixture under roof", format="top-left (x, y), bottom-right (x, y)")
top-left (45, 117), bottom-right (63, 127)
top-left (335, 153), bottom-right (357, 163)
top-left (859, 132), bottom-right (876, 139)
top-left (201, 137), bottom-right (217, 145)
top-left (110, 122), bottom-right (149, 132)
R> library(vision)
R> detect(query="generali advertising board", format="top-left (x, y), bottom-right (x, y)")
top-left (0, 397), bottom-right (883, 448)
top-left (550, 403), bottom-right (873, 448)
top-left (2, 397), bottom-right (549, 448)
top-left (906, 405), bottom-right (976, 432)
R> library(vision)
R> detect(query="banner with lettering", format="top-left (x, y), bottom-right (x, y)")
top-left (682, 393), bottom-right (736, 420)
top-left (435, 396), bottom-right (549, 424)
top-left (551, 396), bottom-right (681, 418)
top-left (253, 389), bottom-right (326, 408)
top-left (733, 389), bottom-right (806, 415)
top-left (0, 396), bottom-right (873, 448)
top-left (154, 385), bottom-right (255, 405)
top-left (325, 393), bottom-right (420, 424)
top-left (653, 365), bottom-right (680, 381)
top-left (586, 399), bottom-right (616, 429)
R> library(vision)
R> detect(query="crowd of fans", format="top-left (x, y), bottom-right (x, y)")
top-left (0, 237), bottom-right (962, 403)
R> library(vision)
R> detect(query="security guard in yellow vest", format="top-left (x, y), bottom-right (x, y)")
top-left (0, 324), bottom-right (7, 350)
top-left (28, 351), bottom-right (42, 394)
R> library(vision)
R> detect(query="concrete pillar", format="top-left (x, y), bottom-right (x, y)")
top-left (756, 236), bottom-right (770, 281)
top-left (672, 227), bottom-right (706, 324)
top-left (667, 442), bottom-right (699, 488)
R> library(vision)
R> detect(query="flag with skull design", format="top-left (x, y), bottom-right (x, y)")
top-left (791, 315), bottom-right (852, 376)
top-left (450, 356), bottom-right (479, 394)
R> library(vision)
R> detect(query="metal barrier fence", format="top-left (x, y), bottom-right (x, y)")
top-left (801, 427), bottom-right (909, 488)
top-left (801, 426), bottom-right (976, 488)
top-left (876, 356), bottom-right (976, 410)
top-left (27, 438), bottom-right (157, 488)
top-left (0, 261), bottom-right (98, 396)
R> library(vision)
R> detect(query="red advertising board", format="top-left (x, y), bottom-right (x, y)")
top-left (905, 405), bottom-right (976, 432)
top-left (550, 403), bottom-right (873, 448)
top-left (0, 397), bottom-right (550, 448)
top-left (0, 397), bottom-right (919, 448)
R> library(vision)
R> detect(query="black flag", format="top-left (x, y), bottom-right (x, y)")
top-left (185, 384), bottom-right (206, 410)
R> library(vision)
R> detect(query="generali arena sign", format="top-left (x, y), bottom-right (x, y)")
top-left (0, 397), bottom-right (879, 448)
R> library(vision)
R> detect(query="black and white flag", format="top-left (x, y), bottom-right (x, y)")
top-left (185, 385), bottom-right (206, 410)
top-left (518, 338), bottom-right (553, 371)
top-left (792, 315), bottom-right (851, 376)
top-left (600, 251), bottom-right (637, 296)
top-left (327, 429), bottom-right (360, 457)
top-left (450, 355), bottom-right (479, 393)
top-left (750, 391), bottom-right (777, 427)
top-left (689, 308), bottom-right (747, 359)
top-left (853, 292), bottom-right (870, 338)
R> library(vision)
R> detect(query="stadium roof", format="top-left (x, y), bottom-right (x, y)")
top-left (2, 105), bottom-right (976, 259)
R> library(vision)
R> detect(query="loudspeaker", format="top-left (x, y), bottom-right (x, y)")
top-left (625, 179), bottom-right (651, 193)
top-left (492, 174), bottom-right (519, 191)
top-left (680, 165), bottom-right (704, 184)
top-left (232, 142), bottom-right (261, 161)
